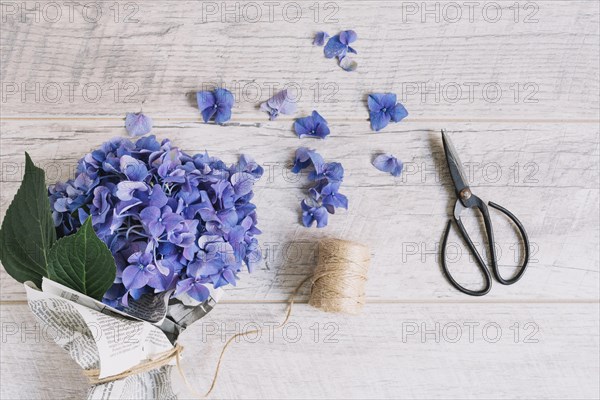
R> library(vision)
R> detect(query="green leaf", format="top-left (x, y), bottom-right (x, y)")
top-left (0, 152), bottom-right (56, 287)
top-left (47, 217), bottom-right (116, 300)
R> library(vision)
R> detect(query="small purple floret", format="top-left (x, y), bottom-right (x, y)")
top-left (368, 93), bottom-right (408, 131)
top-left (294, 111), bottom-right (330, 139)
top-left (196, 88), bottom-right (234, 124)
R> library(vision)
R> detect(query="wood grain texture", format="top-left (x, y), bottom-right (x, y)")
top-left (0, 1), bottom-right (598, 120)
top-left (0, 120), bottom-right (598, 302)
top-left (1, 303), bottom-right (599, 399)
top-left (1, 0), bottom-right (599, 398)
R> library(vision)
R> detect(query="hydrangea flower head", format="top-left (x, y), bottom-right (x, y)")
top-left (49, 135), bottom-right (262, 307)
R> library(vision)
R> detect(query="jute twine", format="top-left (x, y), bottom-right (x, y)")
top-left (83, 344), bottom-right (185, 385)
top-left (84, 238), bottom-right (371, 398)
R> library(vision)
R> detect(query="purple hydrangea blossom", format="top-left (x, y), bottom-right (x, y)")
top-left (260, 89), bottom-right (297, 120)
top-left (294, 111), bottom-right (330, 139)
top-left (292, 147), bottom-right (348, 228)
top-left (368, 93), bottom-right (408, 132)
top-left (48, 136), bottom-right (263, 307)
top-left (196, 88), bottom-right (234, 124)
top-left (372, 154), bottom-right (403, 177)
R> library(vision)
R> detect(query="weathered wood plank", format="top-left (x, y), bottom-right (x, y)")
top-left (1, 120), bottom-right (598, 188)
top-left (1, 303), bottom-right (598, 399)
top-left (1, 1), bottom-right (598, 120)
top-left (1, 1), bottom-right (598, 399)
top-left (1, 121), bottom-right (597, 301)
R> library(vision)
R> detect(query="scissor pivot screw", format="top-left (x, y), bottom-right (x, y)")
top-left (460, 188), bottom-right (472, 200)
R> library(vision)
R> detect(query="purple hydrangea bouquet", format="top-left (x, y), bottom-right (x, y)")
top-left (0, 135), bottom-right (264, 397)
top-left (48, 135), bottom-right (263, 308)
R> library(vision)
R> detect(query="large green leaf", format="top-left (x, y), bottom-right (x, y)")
top-left (47, 217), bottom-right (116, 300)
top-left (0, 152), bottom-right (56, 287)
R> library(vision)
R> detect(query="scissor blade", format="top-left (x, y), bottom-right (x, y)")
top-left (441, 130), bottom-right (470, 195)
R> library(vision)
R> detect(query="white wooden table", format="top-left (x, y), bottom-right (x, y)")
top-left (1, 1), bottom-right (599, 398)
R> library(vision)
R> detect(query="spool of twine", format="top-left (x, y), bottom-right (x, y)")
top-left (309, 238), bottom-right (371, 314)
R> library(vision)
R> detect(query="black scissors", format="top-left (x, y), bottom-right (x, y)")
top-left (440, 130), bottom-right (530, 296)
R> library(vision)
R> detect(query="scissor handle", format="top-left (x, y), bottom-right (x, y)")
top-left (441, 197), bottom-right (531, 296)
top-left (440, 196), bottom-right (493, 296)
top-left (487, 201), bottom-right (530, 285)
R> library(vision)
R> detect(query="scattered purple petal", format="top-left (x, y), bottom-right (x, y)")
top-left (339, 56), bottom-right (358, 72)
top-left (260, 89), bottom-right (297, 120)
top-left (339, 30), bottom-right (357, 46)
top-left (313, 31), bottom-right (330, 46)
top-left (373, 154), bottom-right (403, 177)
top-left (291, 147), bottom-right (325, 174)
top-left (125, 112), bottom-right (153, 137)
top-left (390, 103), bottom-right (408, 122)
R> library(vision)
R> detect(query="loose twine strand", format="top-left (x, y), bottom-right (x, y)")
top-left (203, 273), bottom-right (313, 397)
top-left (205, 239), bottom-right (370, 397)
top-left (84, 238), bottom-right (370, 398)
